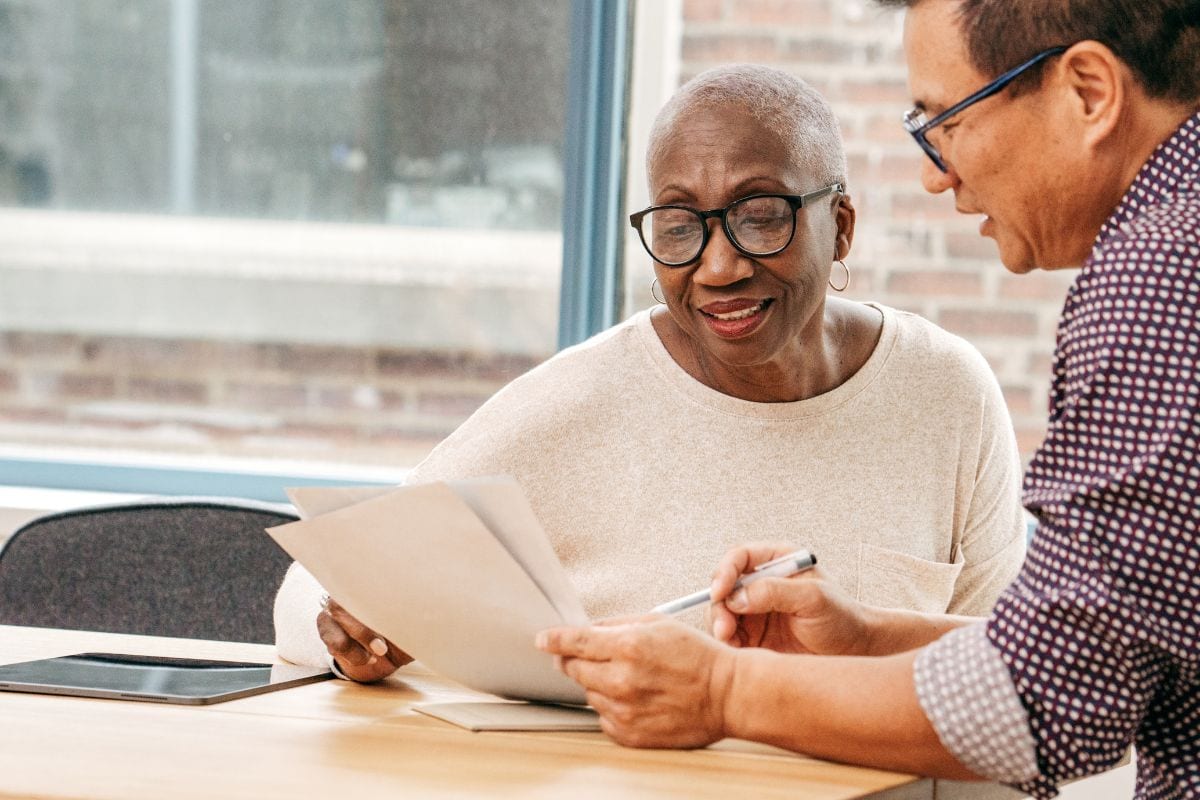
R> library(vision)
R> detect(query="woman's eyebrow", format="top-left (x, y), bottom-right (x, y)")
top-left (652, 176), bottom-right (789, 205)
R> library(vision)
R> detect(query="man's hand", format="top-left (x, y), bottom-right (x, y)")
top-left (536, 616), bottom-right (737, 749)
top-left (708, 543), bottom-right (876, 656)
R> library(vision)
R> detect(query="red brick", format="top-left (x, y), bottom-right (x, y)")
top-left (224, 381), bottom-right (308, 409)
top-left (69, 414), bottom-right (159, 433)
top-left (886, 270), bottom-right (983, 297)
top-left (864, 113), bottom-right (916, 144)
top-left (0, 332), bottom-right (81, 360)
top-left (938, 309), bottom-right (1039, 338)
top-left (128, 377), bottom-right (209, 404)
top-left (241, 343), bottom-right (369, 376)
top-left (377, 388), bottom-right (416, 413)
top-left (683, 0), bottom-right (724, 22)
top-left (980, 350), bottom-right (1008, 376)
top-left (890, 190), bottom-right (960, 221)
top-left (1001, 385), bottom-right (1033, 416)
top-left (314, 385), bottom-right (382, 411)
top-left (731, 0), bottom-right (832, 25)
top-left (997, 270), bottom-right (1075, 301)
top-left (83, 336), bottom-right (215, 369)
top-left (873, 153), bottom-right (929, 183)
top-left (32, 371), bottom-right (116, 400)
top-left (415, 391), bottom-right (491, 419)
top-left (840, 270), bottom-right (876, 294)
top-left (846, 2), bottom-right (905, 30)
top-left (262, 421), bottom-right (364, 441)
top-left (876, 227), bottom-right (935, 259)
top-left (780, 38), bottom-right (851, 64)
top-left (846, 154), bottom-right (871, 180)
top-left (0, 405), bottom-right (69, 425)
top-left (946, 231), bottom-right (1001, 261)
top-left (681, 34), bottom-right (780, 62)
top-left (376, 349), bottom-right (542, 382)
top-left (844, 78), bottom-right (910, 104)
top-left (1027, 351), bottom-right (1055, 377)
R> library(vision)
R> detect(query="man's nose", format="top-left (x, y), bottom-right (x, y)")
top-left (920, 157), bottom-right (959, 194)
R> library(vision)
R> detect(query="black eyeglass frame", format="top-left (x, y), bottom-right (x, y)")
top-left (629, 183), bottom-right (845, 268)
top-left (903, 45), bottom-right (1068, 173)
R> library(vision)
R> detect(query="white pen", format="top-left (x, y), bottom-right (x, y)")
top-left (650, 549), bottom-right (818, 616)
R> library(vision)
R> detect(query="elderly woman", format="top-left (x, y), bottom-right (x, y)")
top-left (274, 63), bottom-right (1026, 681)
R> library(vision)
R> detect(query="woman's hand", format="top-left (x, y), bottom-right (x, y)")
top-left (317, 596), bottom-right (412, 682)
top-left (708, 543), bottom-right (876, 657)
top-left (536, 616), bottom-right (737, 749)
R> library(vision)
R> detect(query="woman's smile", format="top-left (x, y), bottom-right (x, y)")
top-left (698, 297), bottom-right (774, 339)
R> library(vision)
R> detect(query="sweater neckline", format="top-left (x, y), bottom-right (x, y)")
top-left (633, 302), bottom-right (897, 420)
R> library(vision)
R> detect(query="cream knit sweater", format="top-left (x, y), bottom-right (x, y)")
top-left (275, 304), bottom-right (1027, 667)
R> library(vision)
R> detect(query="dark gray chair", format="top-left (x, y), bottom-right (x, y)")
top-left (0, 496), bottom-right (298, 643)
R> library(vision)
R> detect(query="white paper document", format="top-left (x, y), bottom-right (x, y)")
top-left (414, 701), bottom-right (601, 732)
top-left (268, 478), bottom-right (589, 705)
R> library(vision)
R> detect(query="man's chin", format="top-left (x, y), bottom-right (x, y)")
top-left (1000, 257), bottom-right (1040, 275)
top-left (993, 236), bottom-right (1040, 274)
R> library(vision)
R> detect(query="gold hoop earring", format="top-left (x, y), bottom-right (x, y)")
top-left (650, 278), bottom-right (665, 304)
top-left (828, 259), bottom-right (850, 292)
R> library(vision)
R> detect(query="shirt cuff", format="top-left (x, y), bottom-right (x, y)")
top-left (914, 622), bottom-right (1042, 786)
top-left (327, 654), bottom-right (353, 681)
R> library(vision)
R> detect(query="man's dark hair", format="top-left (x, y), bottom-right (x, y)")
top-left (875, 0), bottom-right (1200, 102)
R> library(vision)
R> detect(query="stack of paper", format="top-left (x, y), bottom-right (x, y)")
top-left (267, 477), bottom-right (589, 705)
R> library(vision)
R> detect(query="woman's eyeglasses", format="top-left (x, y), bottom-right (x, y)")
top-left (629, 184), bottom-right (844, 267)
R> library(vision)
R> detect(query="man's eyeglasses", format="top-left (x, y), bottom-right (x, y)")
top-left (903, 45), bottom-right (1068, 173)
top-left (629, 184), bottom-right (844, 267)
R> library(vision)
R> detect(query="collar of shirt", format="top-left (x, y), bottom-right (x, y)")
top-left (1090, 109), bottom-right (1200, 262)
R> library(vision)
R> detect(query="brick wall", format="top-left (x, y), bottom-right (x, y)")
top-left (0, 331), bottom-right (539, 467)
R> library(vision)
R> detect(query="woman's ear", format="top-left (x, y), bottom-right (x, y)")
top-left (834, 193), bottom-right (856, 260)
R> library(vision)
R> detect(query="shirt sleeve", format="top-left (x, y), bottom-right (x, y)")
top-left (914, 623), bottom-right (1042, 787)
top-left (944, 359), bottom-right (1028, 617)
top-left (272, 562), bottom-right (337, 669)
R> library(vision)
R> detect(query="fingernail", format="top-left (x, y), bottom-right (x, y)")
top-left (369, 638), bottom-right (388, 656)
top-left (367, 654), bottom-right (378, 665)
top-left (534, 632), bottom-right (547, 649)
top-left (727, 589), bottom-right (747, 611)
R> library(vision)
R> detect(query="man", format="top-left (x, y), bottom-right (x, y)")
top-left (537, 1), bottom-right (1199, 797)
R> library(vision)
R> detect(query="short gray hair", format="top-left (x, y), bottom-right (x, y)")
top-left (647, 64), bottom-right (848, 190)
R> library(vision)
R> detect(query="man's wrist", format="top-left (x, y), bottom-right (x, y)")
top-left (716, 645), bottom-right (743, 741)
top-left (863, 606), bottom-right (976, 655)
top-left (859, 603), bottom-right (902, 655)
top-left (718, 647), bottom-right (774, 742)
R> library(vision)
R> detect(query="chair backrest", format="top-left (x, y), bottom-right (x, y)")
top-left (0, 496), bottom-right (298, 643)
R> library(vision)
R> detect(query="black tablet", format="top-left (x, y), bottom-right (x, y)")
top-left (0, 652), bottom-right (332, 705)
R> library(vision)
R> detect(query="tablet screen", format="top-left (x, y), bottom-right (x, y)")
top-left (0, 652), bottom-right (332, 704)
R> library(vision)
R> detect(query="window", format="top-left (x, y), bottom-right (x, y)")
top-left (0, 0), bottom-right (587, 485)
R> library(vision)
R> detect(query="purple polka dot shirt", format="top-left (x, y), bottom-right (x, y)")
top-left (914, 111), bottom-right (1200, 799)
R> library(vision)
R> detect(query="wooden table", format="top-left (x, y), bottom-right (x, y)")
top-left (0, 625), bottom-right (984, 800)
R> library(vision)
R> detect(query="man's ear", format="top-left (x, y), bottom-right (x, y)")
top-left (1057, 41), bottom-right (1126, 149)
top-left (834, 194), bottom-right (856, 261)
